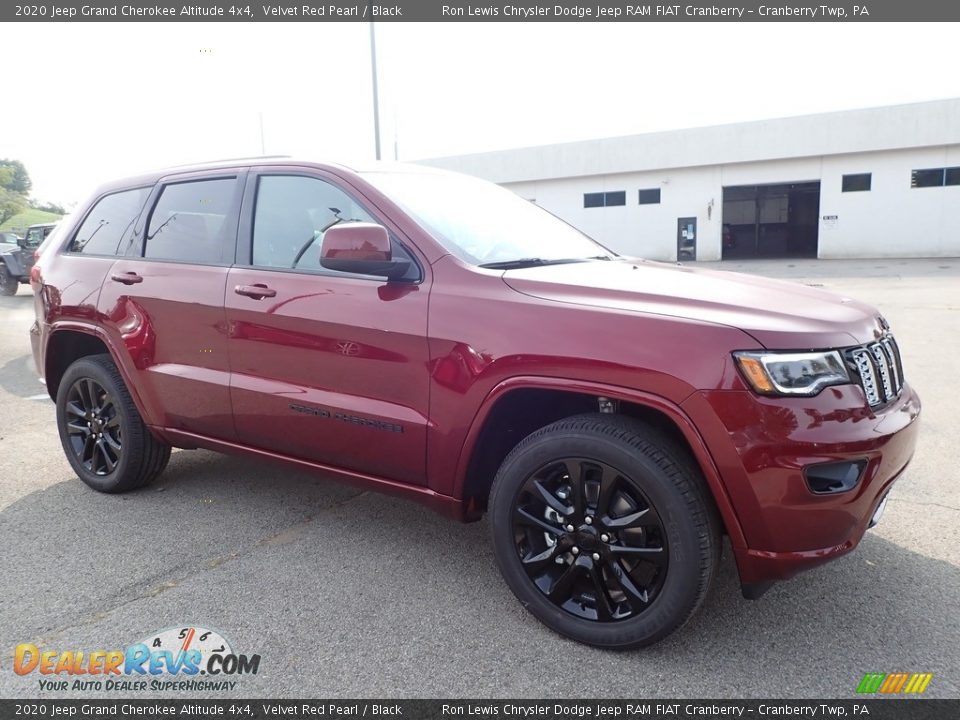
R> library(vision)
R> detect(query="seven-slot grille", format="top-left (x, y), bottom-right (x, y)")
top-left (846, 335), bottom-right (904, 407)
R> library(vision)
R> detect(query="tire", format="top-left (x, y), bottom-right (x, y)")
top-left (0, 262), bottom-right (16, 296)
top-left (55, 354), bottom-right (171, 493)
top-left (489, 413), bottom-right (721, 649)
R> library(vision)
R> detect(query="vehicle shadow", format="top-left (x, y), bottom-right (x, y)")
top-left (0, 450), bottom-right (956, 698)
top-left (0, 353), bottom-right (45, 398)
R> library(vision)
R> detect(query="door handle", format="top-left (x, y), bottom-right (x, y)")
top-left (111, 271), bottom-right (143, 285)
top-left (234, 284), bottom-right (276, 299)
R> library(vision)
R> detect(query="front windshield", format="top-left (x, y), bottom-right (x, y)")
top-left (363, 170), bottom-right (614, 266)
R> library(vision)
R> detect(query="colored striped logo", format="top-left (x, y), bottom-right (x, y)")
top-left (857, 672), bottom-right (933, 694)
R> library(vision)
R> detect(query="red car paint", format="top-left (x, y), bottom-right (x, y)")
top-left (30, 159), bottom-right (920, 593)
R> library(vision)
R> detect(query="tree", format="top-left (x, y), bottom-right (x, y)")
top-left (0, 187), bottom-right (26, 226)
top-left (0, 159), bottom-right (31, 194)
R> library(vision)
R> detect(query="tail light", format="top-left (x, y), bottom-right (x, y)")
top-left (30, 252), bottom-right (42, 285)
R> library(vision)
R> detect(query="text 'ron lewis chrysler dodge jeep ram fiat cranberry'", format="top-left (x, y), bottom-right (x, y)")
top-left (29, 159), bottom-right (920, 649)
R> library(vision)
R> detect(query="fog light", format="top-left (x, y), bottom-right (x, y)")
top-left (804, 460), bottom-right (866, 495)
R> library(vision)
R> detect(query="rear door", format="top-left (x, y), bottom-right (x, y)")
top-left (224, 168), bottom-right (430, 484)
top-left (98, 171), bottom-right (245, 439)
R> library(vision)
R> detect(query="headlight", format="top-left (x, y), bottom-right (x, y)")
top-left (733, 350), bottom-right (850, 397)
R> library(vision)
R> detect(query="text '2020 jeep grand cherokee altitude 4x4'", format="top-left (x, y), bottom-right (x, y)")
top-left (30, 159), bottom-right (920, 649)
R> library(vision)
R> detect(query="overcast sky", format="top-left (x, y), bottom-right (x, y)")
top-left (4, 22), bottom-right (959, 205)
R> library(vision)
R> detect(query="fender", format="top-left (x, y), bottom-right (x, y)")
top-left (0, 250), bottom-right (25, 277)
top-left (453, 375), bottom-right (748, 551)
top-left (45, 321), bottom-right (161, 430)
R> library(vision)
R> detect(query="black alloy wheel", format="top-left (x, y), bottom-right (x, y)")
top-left (489, 414), bottom-right (721, 649)
top-left (512, 457), bottom-right (668, 622)
top-left (63, 377), bottom-right (123, 476)
top-left (56, 354), bottom-right (171, 492)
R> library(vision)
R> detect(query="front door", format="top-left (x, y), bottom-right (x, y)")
top-left (224, 171), bottom-right (430, 484)
top-left (677, 217), bottom-right (697, 261)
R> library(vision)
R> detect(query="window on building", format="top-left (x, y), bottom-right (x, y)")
top-left (638, 188), bottom-right (661, 205)
top-left (945, 167), bottom-right (960, 186)
top-left (145, 178), bottom-right (237, 263)
top-left (841, 174), bottom-right (871, 192)
top-left (911, 168), bottom-right (945, 188)
top-left (584, 191), bottom-right (626, 208)
top-left (69, 188), bottom-right (150, 255)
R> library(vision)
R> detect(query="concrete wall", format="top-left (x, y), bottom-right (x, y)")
top-left (502, 146), bottom-right (960, 261)
top-left (818, 146), bottom-right (960, 258)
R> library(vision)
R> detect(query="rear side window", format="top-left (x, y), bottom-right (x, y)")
top-left (69, 188), bottom-right (150, 255)
top-left (145, 178), bottom-right (237, 263)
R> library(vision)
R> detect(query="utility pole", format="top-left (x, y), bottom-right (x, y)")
top-left (369, 5), bottom-right (381, 160)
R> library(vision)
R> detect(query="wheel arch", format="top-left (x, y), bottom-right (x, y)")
top-left (44, 325), bottom-right (151, 424)
top-left (0, 253), bottom-right (25, 277)
top-left (454, 377), bottom-right (747, 550)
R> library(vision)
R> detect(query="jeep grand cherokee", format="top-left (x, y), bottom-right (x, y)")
top-left (30, 159), bottom-right (920, 648)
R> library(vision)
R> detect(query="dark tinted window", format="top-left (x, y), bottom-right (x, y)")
top-left (145, 178), bottom-right (237, 263)
top-left (583, 192), bottom-right (605, 209)
top-left (252, 175), bottom-right (418, 280)
top-left (911, 168), bottom-right (944, 188)
top-left (638, 188), bottom-right (661, 204)
top-left (945, 167), bottom-right (960, 186)
top-left (70, 188), bottom-right (149, 255)
top-left (584, 191), bottom-right (625, 208)
top-left (841, 173), bottom-right (871, 192)
top-left (253, 175), bottom-right (375, 270)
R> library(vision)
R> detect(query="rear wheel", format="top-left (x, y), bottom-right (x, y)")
top-left (489, 413), bottom-right (721, 649)
top-left (0, 262), bottom-right (16, 296)
top-left (55, 354), bottom-right (171, 493)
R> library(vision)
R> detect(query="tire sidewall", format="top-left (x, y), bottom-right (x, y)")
top-left (0, 263), bottom-right (16, 295)
top-left (490, 427), bottom-right (707, 649)
top-left (55, 358), bottom-right (139, 492)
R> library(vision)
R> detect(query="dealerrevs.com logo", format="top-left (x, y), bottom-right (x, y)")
top-left (13, 626), bottom-right (260, 692)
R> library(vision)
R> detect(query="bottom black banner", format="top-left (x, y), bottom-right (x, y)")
top-left (0, 700), bottom-right (956, 720)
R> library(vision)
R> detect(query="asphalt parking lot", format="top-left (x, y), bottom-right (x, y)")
top-left (1, 258), bottom-right (958, 699)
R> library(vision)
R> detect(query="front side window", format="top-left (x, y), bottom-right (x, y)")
top-left (145, 178), bottom-right (237, 263)
top-left (252, 175), bottom-right (375, 270)
top-left (69, 188), bottom-right (149, 255)
top-left (25, 227), bottom-right (45, 246)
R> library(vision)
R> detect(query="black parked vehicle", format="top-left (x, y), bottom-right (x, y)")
top-left (0, 222), bottom-right (57, 295)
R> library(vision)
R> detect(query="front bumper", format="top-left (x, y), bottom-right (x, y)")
top-left (682, 383), bottom-right (921, 586)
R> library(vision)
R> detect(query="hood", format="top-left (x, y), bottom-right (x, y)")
top-left (502, 259), bottom-right (885, 349)
top-left (0, 242), bottom-right (18, 253)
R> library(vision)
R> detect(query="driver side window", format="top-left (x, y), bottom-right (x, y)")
top-left (252, 175), bottom-right (375, 270)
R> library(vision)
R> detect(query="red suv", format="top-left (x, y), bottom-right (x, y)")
top-left (30, 159), bottom-right (920, 648)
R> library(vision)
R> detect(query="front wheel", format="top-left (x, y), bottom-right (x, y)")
top-left (0, 262), bottom-right (17, 296)
top-left (489, 414), bottom-right (721, 649)
top-left (55, 354), bottom-right (171, 493)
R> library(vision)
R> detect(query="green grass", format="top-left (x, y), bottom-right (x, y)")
top-left (0, 208), bottom-right (63, 234)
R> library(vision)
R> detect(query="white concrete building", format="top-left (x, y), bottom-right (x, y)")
top-left (423, 99), bottom-right (960, 262)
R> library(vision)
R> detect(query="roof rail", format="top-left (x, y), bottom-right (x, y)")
top-left (165, 155), bottom-right (293, 168)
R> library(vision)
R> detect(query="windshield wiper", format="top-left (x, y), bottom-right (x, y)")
top-left (479, 257), bottom-right (587, 270)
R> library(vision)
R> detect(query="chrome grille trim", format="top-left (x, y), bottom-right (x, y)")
top-left (851, 349), bottom-right (881, 406)
top-left (847, 334), bottom-right (904, 407)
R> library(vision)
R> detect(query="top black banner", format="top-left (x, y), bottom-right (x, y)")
top-left (6, 0), bottom-right (960, 22)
